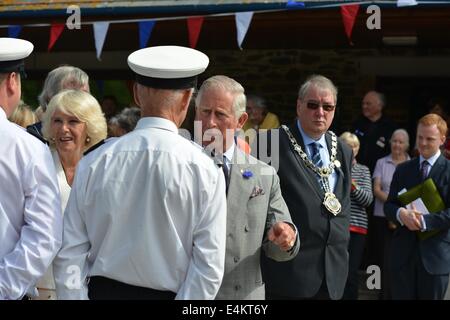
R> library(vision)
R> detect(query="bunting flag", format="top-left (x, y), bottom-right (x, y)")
top-left (139, 20), bottom-right (155, 49)
top-left (397, 0), bottom-right (418, 7)
top-left (187, 17), bottom-right (204, 48)
top-left (340, 4), bottom-right (360, 45)
top-left (8, 25), bottom-right (22, 38)
top-left (48, 23), bottom-right (64, 51)
top-left (235, 11), bottom-right (253, 49)
top-left (93, 21), bottom-right (109, 60)
top-left (286, 1), bottom-right (305, 9)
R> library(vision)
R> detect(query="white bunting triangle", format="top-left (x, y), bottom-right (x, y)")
top-left (93, 21), bottom-right (110, 60)
top-left (235, 11), bottom-right (254, 50)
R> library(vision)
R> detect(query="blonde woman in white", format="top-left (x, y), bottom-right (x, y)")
top-left (37, 89), bottom-right (107, 299)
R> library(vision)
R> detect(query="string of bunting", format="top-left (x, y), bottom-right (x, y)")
top-left (0, 0), bottom-right (433, 59)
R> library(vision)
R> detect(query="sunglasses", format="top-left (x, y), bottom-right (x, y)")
top-left (306, 101), bottom-right (335, 112)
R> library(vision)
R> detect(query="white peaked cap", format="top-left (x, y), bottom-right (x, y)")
top-left (127, 45), bottom-right (209, 89)
top-left (0, 38), bottom-right (34, 74)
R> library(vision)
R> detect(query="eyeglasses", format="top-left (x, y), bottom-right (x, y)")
top-left (306, 101), bottom-right (336, 112)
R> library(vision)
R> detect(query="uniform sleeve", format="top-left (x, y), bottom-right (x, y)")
top-left (0, 147), bottom-right (62, 300)
top-left (176, 169), bottom-right (227, 300)
top-left (262, 167), bottom-right (300, 261)
top-left (53, 170), bottom-right (91, 300)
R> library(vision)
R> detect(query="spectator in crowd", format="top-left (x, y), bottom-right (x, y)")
top-left (340, 132), bottom-right (373, 300)
top-left (8, 100), bottom-right (36, 128)
top-left (428, 97), bottom-right (450, 159)
top-left (385, 114), bottom-right (450, 299)
top-left (195, 75), bottom-right (299, 300)
top-left (372, 128), bottom-right (410, 299)
top-left (257, 75), bottom-right (353, 300)
top-left (101, 95), bottom-right (120, 121)
top-left (0, 37), bottom-right (62, 300)
top-left (53, 46), bottom-right (227, 300)
top-left (35, 90), bottom-right (107, 299)
top-left (27, 65), bottom-right (90, 143)
top-left (353, 90), bottom-right (397, 174)
top-left (108, 107), bottom-right (140, 137)
top-left (243, 94), bottom-right (280, 144)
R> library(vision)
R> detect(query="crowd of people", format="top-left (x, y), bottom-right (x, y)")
top-left (1, 37), bottom-right (449, 300)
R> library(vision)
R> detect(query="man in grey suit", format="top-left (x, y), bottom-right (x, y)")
top-left (195, 75), bottom-right (299, 300)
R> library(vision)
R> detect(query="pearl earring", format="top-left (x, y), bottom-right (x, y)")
top-left (86, 137), bottom-right (91, 143)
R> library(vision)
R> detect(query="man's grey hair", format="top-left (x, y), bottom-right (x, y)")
top-left (247, 94), bottom-right (267, 110)
top-left (367, 90), bottom-right (386, 108)
top-left (38, 65), bottom-right (89, 111)
top-left (298, 74), bottom-right (338, 104)
top-left (195, 75), bottom-right (246, 118)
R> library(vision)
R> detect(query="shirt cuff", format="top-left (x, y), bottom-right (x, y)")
top-left (396, 208), bottom-right (404, 226)
top-left (420, 215), bottom-right (427, 232)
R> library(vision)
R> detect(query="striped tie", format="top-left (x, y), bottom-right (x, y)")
top-left (309, 142), bottom-right (323, 168)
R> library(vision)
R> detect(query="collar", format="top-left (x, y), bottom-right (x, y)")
top-left (223, 141), bottom-right (236, 164)
top-left (0, 107), bottom-right (6, 120)
top-left (134, 117), bottom-right (178, 134)
top-left (296, 119), bottom-right (326, 149)
top-left (386, 153), bottom-right (410, 164)
top-left (420, 149), bottom-right (441, 167)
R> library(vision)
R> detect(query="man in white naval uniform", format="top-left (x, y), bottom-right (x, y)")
top-left (53, 46), bottom-right (227, 300)
top-left (0, 38), bottom-right (62, 300)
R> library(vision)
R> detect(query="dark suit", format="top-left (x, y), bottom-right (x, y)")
top-left (384, 155), bottom-right (450, 299)
top-left (259, 122), bottom-right (353, 300)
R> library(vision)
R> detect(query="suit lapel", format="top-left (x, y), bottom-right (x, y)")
top-left (329, 134), bottom-right (344, 199)
top-left (428, 154), bottom-right (446, 182)
top-left (227, 148), bottom-right (255, 206)
top-left (287, 122), bottom-right (325, 200)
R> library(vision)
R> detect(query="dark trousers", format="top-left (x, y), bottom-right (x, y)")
top-left (370, 216), bottom-right (394, 299)
top-left (390, 249), bottom-right (449, 300)
top-left (266, 279), bottom-right (331, 300)
top-left (343, 232), bottom-right (366, 300)
top-left (88, 276), bottom-right (176, 300)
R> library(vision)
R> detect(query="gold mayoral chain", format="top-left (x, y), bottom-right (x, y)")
top-left (281, 125), bottom-right (342, 216)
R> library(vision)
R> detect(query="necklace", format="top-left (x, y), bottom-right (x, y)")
top-left (282, 125), bottom-right (342, 215)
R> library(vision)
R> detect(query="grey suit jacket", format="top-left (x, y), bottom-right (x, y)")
top-left (215, 147), bottom-right (299, 300)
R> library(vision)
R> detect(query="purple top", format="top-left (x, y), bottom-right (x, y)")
top-left (372, 153), bottom-right (410, 217)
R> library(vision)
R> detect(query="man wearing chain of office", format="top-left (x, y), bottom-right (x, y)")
top-left (258, 74), bottom-right (353, 300)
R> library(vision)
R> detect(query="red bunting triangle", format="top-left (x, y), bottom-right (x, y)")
top-left (48, 23), bottom-right (65, 51)
top-left (187, 17), bottom-right (204, 48)
top-left (340, 4), bottom-right (360, 45)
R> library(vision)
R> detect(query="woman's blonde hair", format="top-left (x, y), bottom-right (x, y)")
top-left (340, 131), bottom-right (360, 148)
top-left (9, 101), bottom-right (37, 128)
top-left (42, 90), bottom-right (107, 151)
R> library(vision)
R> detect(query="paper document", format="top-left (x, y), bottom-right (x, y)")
top-left (406, 197), bottom-right (430, 215)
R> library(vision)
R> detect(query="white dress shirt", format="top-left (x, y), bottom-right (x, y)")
top-left (0, 108), bottom-right (62, 300)
top-left (297, 120), bottom-right (338, 191)
top-left (53, 117), bottom-right (227, 300)
top-left (36, 150), bottom-right (72, 293)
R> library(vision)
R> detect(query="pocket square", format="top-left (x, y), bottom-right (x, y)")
top-left (250, 186), bottom-right (265, 199)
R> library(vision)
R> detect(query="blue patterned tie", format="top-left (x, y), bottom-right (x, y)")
top-left (420, 160), bottom-right (429, 181)
top-left (309, 142), bottom-right (323, 168)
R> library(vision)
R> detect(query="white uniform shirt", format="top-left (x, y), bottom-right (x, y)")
top-left (0, 108), bottom-right (62, 300)
top-left (54, 117), bottom-right (227, 300)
